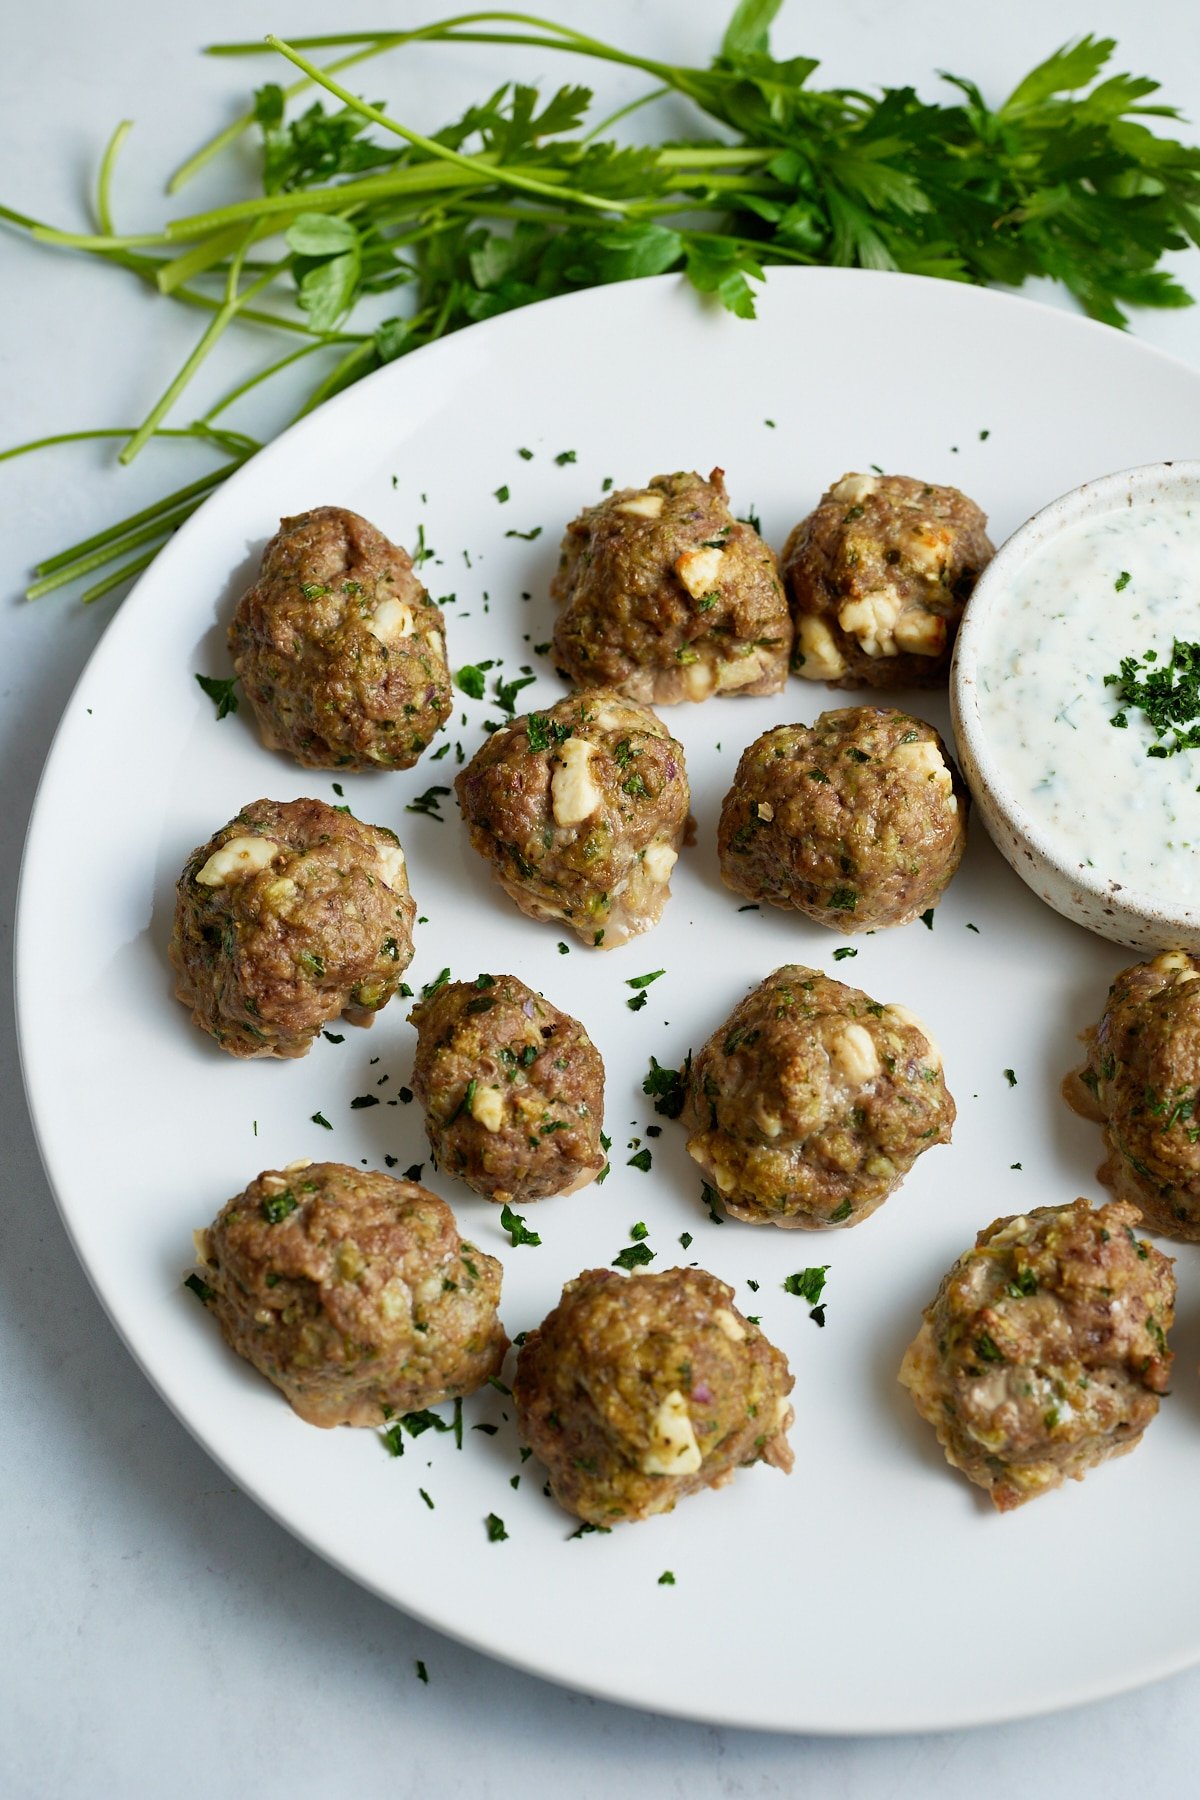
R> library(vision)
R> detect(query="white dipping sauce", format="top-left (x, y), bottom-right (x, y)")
top-left (976, 499), bottom-right (1200, 908)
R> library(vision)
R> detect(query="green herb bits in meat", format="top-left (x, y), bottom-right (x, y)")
top-left (681, 966), bottom-right (953, 1229)
top-left (169, 796), bottom-right (416, 1057)
top-left (1066, 950), bottom-right (1200, 1241)
top-left (900, 1198), bottom-right (1174, 1511)
top-left (551, 469), bottom-right (790, 703)
top-left (718, 708), bottom-right (968, 930)
top-left (455, 688), bottom-right (689, 948)
top-left (229, 506), bottom-right (452, 768)
top-left (192, 1161), bottom-right (508, 1428)
top-left (785, 473), bottom-right (993, 688)
top-left (409, 974), bottom-right (605, 1205)
top-left (514, 1265), bottom-right (794, 1526)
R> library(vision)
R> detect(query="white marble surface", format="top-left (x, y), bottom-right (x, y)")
top-left (3, 3), bottom-right (1198, 1793)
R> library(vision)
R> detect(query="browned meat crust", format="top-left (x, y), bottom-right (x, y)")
top-left (409, 974), bottom-right (605, 1204)
top-left (455, 688), bottom-right (689, 948)
top-left (169, 796), bottom-right (416, 1058)
top-left (681, 965), bottom-right (953, 1228)
top-left (551, 469), bottom-right (791, 703)
top-left (900, 1198), bottom-right (1174, 1511)
top-left (717, 707), bottom-right (968, 929)
top-left (229, 506), bottom-right (452, 769)
top-left (514, 1265), bottom-right (793, 1525)
top-left (784, 472), bottom-right (992, 689)
top-left (1066, 951), bottom-right (1200, 1239)
top-left (194, 1162), bottom-right (508, 1427)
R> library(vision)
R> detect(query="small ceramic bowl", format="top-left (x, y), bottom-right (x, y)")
top-left (950, 459), bottom-right (1200, 952)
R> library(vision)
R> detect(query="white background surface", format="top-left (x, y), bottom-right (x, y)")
top-left (4, 2), bottom-right (1200, 1794)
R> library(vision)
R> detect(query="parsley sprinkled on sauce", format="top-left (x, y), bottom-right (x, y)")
top-left (1104, 638), bottom-right (1200, 755)
top-left (486, 1513), bottom-right (509, 1542)
top-left (500, 1203), bottom-right (542, 1248)
top-left (184, 1272), bottom-right (215, 1304)
top-left (311, 1110), bottom-right (333, 1130)
top-left (195, 672), bottom-right (240, 718)
top-left (613, 1241), bottom-right (655, 1269)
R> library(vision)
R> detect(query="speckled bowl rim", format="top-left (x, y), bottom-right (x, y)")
top-left (951, 458), bottom-right (1200, 936)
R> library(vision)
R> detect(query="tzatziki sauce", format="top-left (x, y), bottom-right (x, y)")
top-left (976, 499), bottom-right (1200, 908)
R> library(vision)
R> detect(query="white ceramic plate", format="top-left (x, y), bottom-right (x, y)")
top-left (17, 269), bottom-right (1200, 1735)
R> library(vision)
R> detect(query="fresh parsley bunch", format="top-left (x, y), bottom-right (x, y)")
top-left (4, 0), bottom-right (1199, 602)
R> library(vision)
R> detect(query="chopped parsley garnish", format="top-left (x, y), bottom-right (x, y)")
top-left (627, 1148), bottom-right (652, 1173)
top-left (829, 1199), bottom-right (853, 1222)
top-left (415, 1660), bottom-right (429, 1684)
top-left (658, 1571), bottom-right (676, 1586)
top-left (1005, 1268), bottom-right (1038, 1297)
top-left (350, 1094), bottom-right (380, 1109)
top-left (784, 1265), bottom-right (829, 1304)
top-left (400, 1408), bottom-right (453, 1437)
top-left (421, 967), bottom-right (451, 998)
top-left (832, 946), bottom-right (857, 961)
top-left (828, 886), bottom-right (857, 911)
top-left (504, 525), bottom-right (543, 541)
top-left (455, 663), bottom-right (491, 700)
top-left (184, 1272), bottom-right (215, 1304)
top-left (517, 446), bottom-right (533, 460)
top-left (701, 1181), bottom-right (724, 1224)
top-left (627, 991), bottom-right (648, 1012)
top-left (1115, 569), bottom-right (1131, 591)
top-left (194, 672), bottom-right (240, 719)
top-left (406, 785), bottom-right (452, 821)
top-left (322, 1030), bottom-right (344, 1043)
top-left (500, 1203), bottom-right (542, 1248)
top-left (261, 1190), bottom-right (297, 1224)
top-left (554, 449), bottom-right (577, 465)
top-left (627, 970), bottom-right (664, 990)
top-left (381, 1422), bottom-right (406, 1457)
top-left (975, 1332), bottom-right (1005, 1363)
top-left (1104, 638), bottom-right (1200, 755)
top-left (494, 484), bottom-right (510, 503)
top-left (557, 941), bottom-right (570, 955)
top-left (613, 1242), bottom-right (655, 1269)
top-left (486, 1513), bottom-right (509, 1542)
top-left (920, 908), bottom-right (935, 930)
top-left (679, 1231), bottom-right (693, 1250)
top-left (643, 1052), bottom-right (690, 1118)
top-left (630, 1221), bottom-right (649, 1240)
top-left (310, 1110), bottom-right (333, 1130)
top-left (1004, 1068), bottom-right (1017, 1087)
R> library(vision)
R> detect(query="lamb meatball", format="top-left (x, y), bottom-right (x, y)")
top-left (229, 505), bottom-right (452, 769)
top-left (193, 1162), bottom-right (507, 1427)
top-left (784, 472), bottom-right (993, 688)
top-left (681, 966), bottom-right (953, 1229)
top-left (409, 974), bottom-right (605, 1204)
top-left (455, 689), bottom-right (689, 948)
top-left (899, 1199), bottom-right (1174, 1511)
top-left (718, 708), bottom-right (968, 930)
top-left (1066, 951), bottom-right (1200, 1240)
top-left (551, 469), bottom-right (791, 703)
top-left (170, 796), bottom-right (416, 1058)
top-left (514, 1266), bottom-right (794, 1525)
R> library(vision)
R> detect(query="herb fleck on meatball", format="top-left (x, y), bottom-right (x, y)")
top-left (193, 1161), bottom-right (508, 1428)
top-left (551, 469), bottom-right (791, 703)
top-left (169, 796), bottom-right (416, 1058)
top-left (681, 965), bottom-right (953, 1228)
top-left (455, 688), bottom-right (689, 948)
top-left (229, 505), bottom-right (452, 769)
top-left (409, 974), bottom-right (605, 1205)
top-left (900, 1198), bottom-right (1174, 1511)
top-left (784, 472), bottom-right (993, 688)
top-left (514, 1265), bottom-right (794, 1525)
top-left (1066, 950), bottom-right (1200, 1239)
top-left (718, 708), bottom-right (968, 929)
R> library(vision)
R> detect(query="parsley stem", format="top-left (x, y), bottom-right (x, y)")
top-left (265, 33), bottom-right (633, 215)
top-left (202, 340), bottom-right (332, 421)
top-left (165, 162), bottom-right (490, 239)
top-left (25, 500), bottom-right (202, 599)
top-left (95, 119), bottom-right (133, 237)
top-left (35, 461), bottom-right (244, 577)
top-left (79, 546), bottom-right (160, 607)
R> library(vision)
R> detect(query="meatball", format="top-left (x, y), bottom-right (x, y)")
top-left (409, 974), bottom-right (606, 1204)
top-left (899, 1199), bottom-right (1174, 1511)
top-left (455, 689), bottom-right (689, 948)
top-left (193, 1161), bottom-right (508, 1428)
top-left (229, 505), bottom-right (452, 769)
top-left (681, 966), bottom-right (953, 1229)
top-left (717, 708), bottom-right (968, 930)
top-left (1066, 951), bottom-right (1200, 1240)
top-left (551, 469), bottom-right (791, 703)
top-left (784, 472), bottom-right (993, 689)
top-left (513, 1266), bottom-right (794, 1525)
top-left (169, 796), bottom-right (416, 1058)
